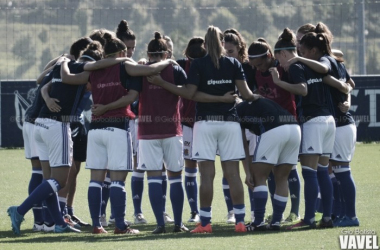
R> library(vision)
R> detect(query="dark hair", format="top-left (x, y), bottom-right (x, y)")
top-left (103, 32), bottom-right (126, 57)
top-left (297, 23), bottom-right (316, 35)
top-left (80, 41), bottom-right (103, 61)
top-left (116, 20), bottom-right (136, 42)
top-left (183, 37), bottom-right (206, 59)
top-left (300, 32), bottom-right (343, 62)
top-left (147, 31), bottom-right (168, 57)
top-left (274, 28), bottom-right (297, 54)
top-left (70, 37), bottom-right (93, 60)
top-left (315, 22), bottom-right (334, 45)
top-left (248, 38), bottom-right (273, 59)
top-left (205, 26), bottom-right (224, 69)
top-left (223, 28), bottom-right (248, 62)
top-left (89, 29), bottom-right (110, 46)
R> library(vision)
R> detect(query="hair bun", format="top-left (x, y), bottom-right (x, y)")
top-left (103, 32), bottom-right (113, 41)
top-left (154, 31), bottom-right (162, 40)
top-left (257, 37), bottom-right (267, 43)
top-left (88, 41), bottom-right (102, 50)
top-left (118, 20), bottom-right (129, 33)
top-left (279, 28), bottom-right (294, 42)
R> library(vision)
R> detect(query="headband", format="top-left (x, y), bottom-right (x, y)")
top-left (80, 55), bottom-right (96, 61)
top-left (248, 50), bottom-right (269, 58)
top-left (274, 47), bottom-right (296, 51)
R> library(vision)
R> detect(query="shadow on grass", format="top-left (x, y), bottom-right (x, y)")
top-left (0, 223), bottom-right (300, 243)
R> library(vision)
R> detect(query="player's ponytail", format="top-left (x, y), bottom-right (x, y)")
top-left (274, 28), bottom-right (297, 54)
top-left (147, 31), bottom-right (167, 58)
top-left (81, 41), bottom-right (103, 61)
top-left (116, 20), bottom-right (136, 42)
top-left (103, 32), bottom-right (126, 57)
top-left (205, 25), bottom-right (224, 69)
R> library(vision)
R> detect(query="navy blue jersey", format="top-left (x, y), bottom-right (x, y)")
top-left (323, 55), bottom-right (354, 127)
top-left (288, 62), bottom-right (331, 123)
top-left (187, 55), bottom-right (245, 122)
top-left (242, 62), bottom-right (256, 92)
top-left (236, 98), bottom-right (298, 136)
top-left (38, 61), bottom-right (86, 122)
top-left (25, 71), bottom-right (54, 123)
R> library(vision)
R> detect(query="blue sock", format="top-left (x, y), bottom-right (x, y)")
top-left (131, 171), bottom-right (144, 215)
top-left (302, 166), bottom-right (318, 224)
top-left (88, 181), bottom-right (102, 227)
top-left (46, 191), bottom-right (66, 226)
top-left (248, 187), bottom-right (255, 214)
top-left (233, 204), bottom-right (245, 224)
top-left (252, 185), bottom-right (268, 226)
top-left (199, 207), bottom-right (211, 227)
top-left (67, 206), bottom-right (74, 216)
top-left (162, 172), bottom-right (167, 213)
top-left (272, 194), bottom-right (287, 224)
top-left (18, 179), bottom-right (61, 216)
top-left (317, 164), bottom-right (333, 221)
top-left (43, 200), bottom-right (54, 226)
top-left (58, 196), bottom-right (67, 216)
top-left (29, 168), bottom-right (43, 223)
top-left (148, 177), bottom-right (164, 226)
top-left (169, 175), bottom-right (184, 226)
top-left (267, 172), bottom-right (276, 204)
top-left (288, 167), bottom-right (301, 216)
top-left (184, 167), bottom-right (198, 213)
top-left (110, 181), bottom-right (127, 230)
top-left (316, 190), bottom-right (323, 213)
top-left (222, 177), bottom-right (233, 213)
top-left (101, 175), bottom-right (111, 216)
top-left (331, 173), bottom-right (342, 218)
top-left (333, 165), bottom-right (357, 219)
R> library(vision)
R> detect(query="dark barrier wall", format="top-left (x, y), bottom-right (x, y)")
top-left (0, 77), bottom-right (379, 147)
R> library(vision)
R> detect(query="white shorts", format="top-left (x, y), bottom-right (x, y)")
top-left (330, 123), bottom-right (356, 162)
top-left (34, 118), bottom-right (72, 167)
top-left (23, 122), bottom-right (39, 159)
top-left (86, 128), bottom-right (133, 171)
top-left (182, 125), bottom-right (193, 160)
top-left (130, 119), bottom-right (139, 156)
top-left (137, 136), bottom-right (184, 172)
top-left (192, 121), bottom-right (245, 161)
top-left (253, 124), bottom-right (301, 165)
top-left (245, 129), bottom-right (257, 157)
top-left (300, 115), bottom-right (336, 155)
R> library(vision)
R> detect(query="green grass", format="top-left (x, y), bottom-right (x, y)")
top-left (0, 144), bottom-right (379, 250)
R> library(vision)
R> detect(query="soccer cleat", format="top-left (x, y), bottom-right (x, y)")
top-left (134, 213), bottom-right (147, 224)
top-left (164, 212), bottom-right (174, 224)
top-left (63, 214), bottom-right (81, 229)
top-left (108, 217), bottom-right (132, 226)
top-left (100, 214), bottom-right (108, 227)
top-left (43, 223), bottom-right (55, 232)
top-left (71, 215), bottom-right (90, 227)
top-left (266, 222), bottom-right (281, 230)
top-left (286, 220), bottom-right (316, 230)
top-left (318, 218), bottom-right (334, 229)
top-left (334, 216), bottom-right (359, 227)
top-left (54, 224), bottom-right (81, 233)
top-left (33, 223), bottom-right (44, 232)
top-left (152, 225), bottom-right (166, 234)
top-left (190, 223), bottom-right (212, 233)
top-left (226, 211), bottom-right (236, 224)
top-left (246, 221), bottom-right (267, 232)
top-left (92, 226), bottom-right (108, 234)
top-left (114, 225), bottom-right (140, 234)
top-left (7, 206), bottom-right (24, 235)
top-left (188, 212), bottom-right (200, 223)
top-left (265, 214), bottom-right (284, 224)
top-left (284, 212), bottom-right (301, 224)
top-left (173, 224), bottom-right (189, 233)
top-left (235, 222), bottom-right (247, 233)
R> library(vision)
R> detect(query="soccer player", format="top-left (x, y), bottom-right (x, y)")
top-left (176, 37), bottom-right (207, 223)
top-left (247, 38), bottom-right (300, 224)
top-left (148, 26), bottom-right (259, 233)
top-left (236, 97), bottom-right (301, 231)
top-left (270, 28), bottom-right (338, 229)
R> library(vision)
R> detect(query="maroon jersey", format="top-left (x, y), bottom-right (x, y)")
top-left (179, 59), bottom-right (196, 127)
top-left (138, 64), bottom-right (182, 139)
top-left (255, 65), bottom-right (297, 117)
top-left (89, 64), bottom-right (135, 122)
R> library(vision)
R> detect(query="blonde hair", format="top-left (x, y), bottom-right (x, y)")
top-left (205, 26), bottom-right (224, 69)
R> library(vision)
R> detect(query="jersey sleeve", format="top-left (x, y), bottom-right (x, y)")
top-left (288, 63), bottom-right (307, 84)
top-left (319, 57), bottom-right (332, 74)
top-left (234, 59), bottom-right (246, 81)
top-left (173, 65), bottom-right (187, 86)
top-left (187, 59), bottom-right (201, 86)
top-left (127, 76), bottom-right (143, 92)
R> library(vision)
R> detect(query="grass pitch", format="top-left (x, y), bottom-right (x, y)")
top-left (0, 144), bottom-right (379, 250)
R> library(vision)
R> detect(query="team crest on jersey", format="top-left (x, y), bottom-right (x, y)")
top-left (14, 87), bottom-right (38, 130)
